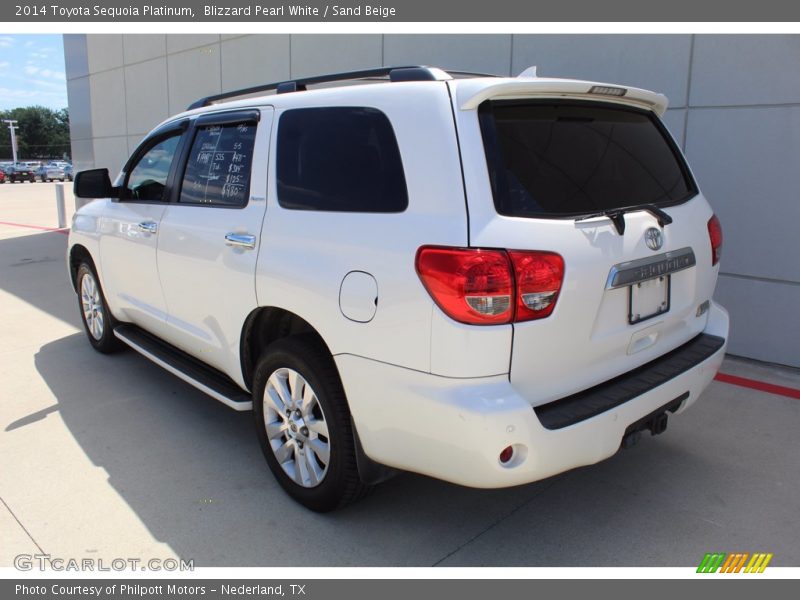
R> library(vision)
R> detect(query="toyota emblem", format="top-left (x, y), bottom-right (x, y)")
top-left (644, 228), bottom-right (663, 251)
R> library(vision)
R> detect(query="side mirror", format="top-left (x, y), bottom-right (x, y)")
top-left (73, 168), bottom-right (117, 199)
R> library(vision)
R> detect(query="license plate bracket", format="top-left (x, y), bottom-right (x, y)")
top-left (628, 275), bottom-right (670, 325)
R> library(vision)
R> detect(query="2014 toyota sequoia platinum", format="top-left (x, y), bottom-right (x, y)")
top-left (67, 66), bottom-right (728, 511)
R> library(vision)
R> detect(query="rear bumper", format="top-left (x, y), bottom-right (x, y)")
top-left (337, 301), bottom-right (728, 488)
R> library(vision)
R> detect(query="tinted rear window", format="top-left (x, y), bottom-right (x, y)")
top-left (179, 121), bottom-right (257, 206)
top-left (277, 107), bottom-right (408, 213)
top-left (479, 101), bottom-right (696, 218)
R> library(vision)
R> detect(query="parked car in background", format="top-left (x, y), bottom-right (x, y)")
top-left (35, 161), bottom-right (73, 182)
top-left (28, 161), bottom-right (72, 182)
top-left (43, 163), bottom-right (68, 182)
top-left (6, 163), bottom-right (36, 183)
top-left (0, 169), bottom-right (5, 184)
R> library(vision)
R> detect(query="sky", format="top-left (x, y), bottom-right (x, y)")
top-left (0, 34), bottom-right (68, 111)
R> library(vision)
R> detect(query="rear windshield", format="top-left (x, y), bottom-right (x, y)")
top-left (478, 100), bottom-right (697, 218)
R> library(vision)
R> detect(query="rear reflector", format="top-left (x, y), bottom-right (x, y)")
top-left (415, 246), bottom-right (564, 325)
top-left (707, 215), bottom-right (723, 266)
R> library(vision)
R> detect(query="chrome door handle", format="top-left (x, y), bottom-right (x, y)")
top-left (137, 221), bottom-right (158, 234)
top-left (225, 233), bottom-right (256, 250)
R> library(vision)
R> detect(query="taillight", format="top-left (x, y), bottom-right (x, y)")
top-left (707, 215), bottom-right (723, 266)
top-left (509, 251), bottom-right (564, 321)
top-left (415, 246), bottom-right (564, 325)
top-left (415, 247), bottom-right (513, 324)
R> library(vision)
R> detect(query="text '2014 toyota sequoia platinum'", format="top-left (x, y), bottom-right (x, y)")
top-left (68, 66), bottom-right (728, 511)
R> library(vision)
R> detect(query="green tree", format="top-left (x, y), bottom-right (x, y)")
top-left (0, 106), bottom-right (70, 161)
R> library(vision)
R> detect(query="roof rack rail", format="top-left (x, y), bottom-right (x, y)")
top-left (187, 65), bottom-right (458, 111)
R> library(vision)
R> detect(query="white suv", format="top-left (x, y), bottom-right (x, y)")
top-left (68, 66), bottom-right (728, 511)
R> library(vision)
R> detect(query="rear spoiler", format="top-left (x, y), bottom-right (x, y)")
top-left (457, 78), bottom-right (669, 115)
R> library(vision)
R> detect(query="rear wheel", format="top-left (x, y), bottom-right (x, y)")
top-left (76, 262), bottom-right (122, 353)
top-left (253, 336), bottom-right (371, 512)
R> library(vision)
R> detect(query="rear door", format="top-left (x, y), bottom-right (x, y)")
top-left (155, 108), bottom-right (271, 386)
top-left (454, 95), bottom-right (719, 405)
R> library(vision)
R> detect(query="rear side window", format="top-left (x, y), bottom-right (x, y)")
top-left (180, 121), bottom-right (256, 206)
top-left (479, 100), bottom-right (696, 218)
top-left (276, 107), bottom-right (408, 212)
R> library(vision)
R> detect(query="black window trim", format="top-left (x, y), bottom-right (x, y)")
top-left (170, 109), bottom-right (261, 210)
top-left (117, 119), bottom-right (189, 204)
top-left (477, 98), bottom-right (700, 220)
top-left (275, 105), bottom-right (409, 214)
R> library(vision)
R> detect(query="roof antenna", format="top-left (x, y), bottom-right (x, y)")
top-left (518, 66), bottom-right (538, 78)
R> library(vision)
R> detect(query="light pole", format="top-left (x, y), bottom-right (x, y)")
top-left (3, 119), bottom-right (19, 164)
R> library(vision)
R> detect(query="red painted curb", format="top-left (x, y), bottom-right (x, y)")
top-left (715, 372), bottom-right (800, 400)
top-left (0, 220), bottom-right (69, 235)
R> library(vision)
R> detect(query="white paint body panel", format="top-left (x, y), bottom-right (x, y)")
top-left (97, 201), bottom-right (169, 335)
top-left (339, 271), bottom-right (378, 323)
top-left (256, 83), bottom-right (469, 374)
top-left (339, 303), bottom-right (728, 488)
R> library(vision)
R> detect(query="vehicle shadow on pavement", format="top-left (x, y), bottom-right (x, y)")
top-left (0, 231), bottom-right (77, 328)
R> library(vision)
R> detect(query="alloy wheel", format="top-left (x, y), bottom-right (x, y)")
top-left (263, 367), bottom-right (330, 488)
top-left (80, 272), bottom-right (104, 340)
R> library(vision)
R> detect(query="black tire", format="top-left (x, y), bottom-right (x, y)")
top-left (253, 336), bottom-right (371, 512)
top-left (75, 262), bottom-right (123, 353)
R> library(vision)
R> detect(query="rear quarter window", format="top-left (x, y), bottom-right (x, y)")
top-left (478, 100), bottom-right (697, 218)
top-left (276, 106), bottom-right (408, 213)
top-left (179, 121), bottom-right (257, 206)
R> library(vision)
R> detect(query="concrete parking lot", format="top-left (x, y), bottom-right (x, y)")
top-left (1, 183), bottom-right (799, 568)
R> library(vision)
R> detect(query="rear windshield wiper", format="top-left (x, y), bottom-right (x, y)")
top-left (574, 204), bottom-right (673, 235)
